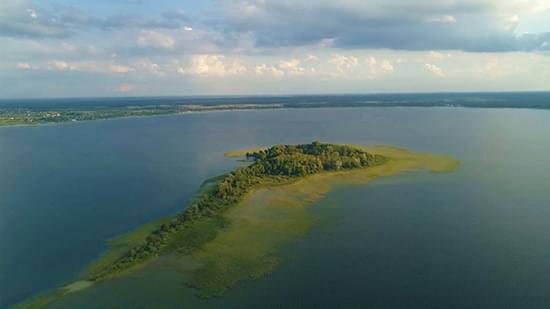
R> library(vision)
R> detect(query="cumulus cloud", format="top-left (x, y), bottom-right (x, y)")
top-left (305, 55), bottom-right (318, 62)
top-left (381, 60), bottom-right (394, 72)
top-left (3, 0), bottom-right (550, 97)
top-left (426, 15), bottom-right (457, 23)
top-left (43, 60), bottom-right (133, 74)
top-left (16, 62), bottom-right (31, 70)
top-left (366, 57), bottom-right (377, 68)
top-left (255, 64), bottom-right (285, 77)
top-left (425, 63), bottom-right (445, 77)
top-left (278, 59), bottom-right (307, 75)
top-left (324, 54), bottom-right (396, 79)
top-left (427, 51), bottom-right (446, 61)
top-left (48, 60), bottom-right (70, 71)
top-left (134, 59), bottom-right (165, 77)
top-left (329, 54), bottom-right (359, 72)
top-left (179, 55), bottom-right (248, 77)
top-left (137, 31), bottom-right (175, 49)
top-left (116, 83), bottom-right (137, 93)
top-left (183, 55), bottom-right (226, 76)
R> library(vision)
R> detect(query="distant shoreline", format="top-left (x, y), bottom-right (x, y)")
top-left (2, 98), bottom-right (550, 127)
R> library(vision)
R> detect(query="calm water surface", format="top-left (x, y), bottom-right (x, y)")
top-left (1, 107), bottom-right (549, 308)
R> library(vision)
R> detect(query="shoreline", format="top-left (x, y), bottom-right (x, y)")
top-left (2, 103), bottom-right (549, 128)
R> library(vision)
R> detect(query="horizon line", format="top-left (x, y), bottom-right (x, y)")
top-left (1, 90), bottom-right (550, 101)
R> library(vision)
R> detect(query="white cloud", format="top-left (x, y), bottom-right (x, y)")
top-left (329, 54), bottom-right (359, 72)
top-left (16, 62), bottom-right (31, 70)
top-left (116, 83), bottom-right (137, 93)
top-left (366, 56), bottom-right (378, 74)
top-left (366, 57), bottom-right (377, 67)
top-left (186, 55), bottom-right (226, 76)
top-left (45, 60), bottom-right (133, 73)
top-left (381, 60), bottom-right (394, 72)
top-left (476, 57), bottom-right (518, 79)
top-left (60, 42), bottom-right (77, 52)
top-left (27, 9), bottom-right (37, 19)
top-left (425, 51), bottom-right (453, 63)
top-left (425, 63), bottom-right (445, 77)
top-left (427, 51), bottom-right (445, 61)
top-left (305, 54), bottom-right (318, 62)
top-left (134, 59), bottom-right (165, 76)
top-left (278, 59), bottom-right (306, 75)
top-left (183, 26), bottom-right (193, 31)
top-left (137, 30), bottom-right (175, 49)
top-left (180, 55), bottom-right (248, 77)
top-left (104, 64), bottom-right (133, 73)
top-left (228, 60), bottom-right (248, 75)
top-left (255, 64), bottom-right (284, 77)
top-left (49, 60), bottom-right (70, 71)
top-left (426, 15), bottom-right (457, 23)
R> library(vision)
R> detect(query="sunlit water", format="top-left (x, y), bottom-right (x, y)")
top-left (1, 107), bottom-right (549, 308)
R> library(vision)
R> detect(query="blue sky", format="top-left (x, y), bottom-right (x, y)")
top-left (1, 0), bottom-right (550, 98)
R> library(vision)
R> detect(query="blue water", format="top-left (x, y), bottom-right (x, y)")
top-left (1, 92), bottom-right (550, 109)
top-left (1, 107), bottom-right (550, 308)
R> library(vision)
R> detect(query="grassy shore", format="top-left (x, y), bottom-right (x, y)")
top-left (184, 145), bottom-right (459, 296)
top-left (223, 147), bottom-right (268, 158)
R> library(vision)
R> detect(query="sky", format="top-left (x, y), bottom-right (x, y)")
top-left (1, 0), bottom-right (550, 98)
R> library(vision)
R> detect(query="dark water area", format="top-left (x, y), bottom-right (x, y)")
top-left (1, 107), bottom-right (549, 308)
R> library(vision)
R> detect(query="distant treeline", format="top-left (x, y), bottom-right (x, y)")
top-left (89, 142), bottom-right (386, 281)
top-left (2, 92), bottom-right (550, 126)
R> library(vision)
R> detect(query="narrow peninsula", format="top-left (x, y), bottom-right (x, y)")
top-left (17, 142), bottom-right (459, 309)
top-left (90, 142), bottom-right (387, 281)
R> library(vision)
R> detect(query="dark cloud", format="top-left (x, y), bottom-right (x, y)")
top-left (162, 11), bottom-right (190, 22)
top-left (0, 1), bottom-right (191, 39)
top-left (1, 0), bottom-right (548, 53)
top-left (0, 1), bottom-right (73, 38)
top-left (214, 0), bottom-right (550, 52)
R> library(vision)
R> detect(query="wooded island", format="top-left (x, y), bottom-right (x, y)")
top-left (89, 142), bottom-right (386, 281)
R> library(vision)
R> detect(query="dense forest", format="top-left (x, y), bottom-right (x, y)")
top-left (89, 142), bottom-right (386, 281)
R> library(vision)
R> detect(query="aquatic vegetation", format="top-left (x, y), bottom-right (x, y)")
top-left (84, 142), bottom-right (386, 283)
top-left (183, 145), bottom-right (459, 296)
top-left (17, 143), bottom-right (459, 307)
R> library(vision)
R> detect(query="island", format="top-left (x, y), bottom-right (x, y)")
top-left (16, 142), bottom-right (459, 309)
top-left (88, 142), bottom-right (387, 280)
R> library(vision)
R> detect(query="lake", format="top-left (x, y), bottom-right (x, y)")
top-left (1, 107), bottom-right (550, 308)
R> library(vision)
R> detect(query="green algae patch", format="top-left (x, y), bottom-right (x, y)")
top-left (183, 145), bottom-right (459, 297)
top-left (62, 281), bottom-right (93, 293)
top-left (82, 216), bottom-right (175, 280)
top-left (13, 218), bottom-right (175, 309)
top-left (13, 281), bottom-right (94, 309)
top-left (12, 290), bottom-right (66, 309)
top-left (348, 145), bottom-right (460, 174)
top-left (187, 189), bottom-right (320, 297)
top-left (82, 175), bottom-right (226, 280)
